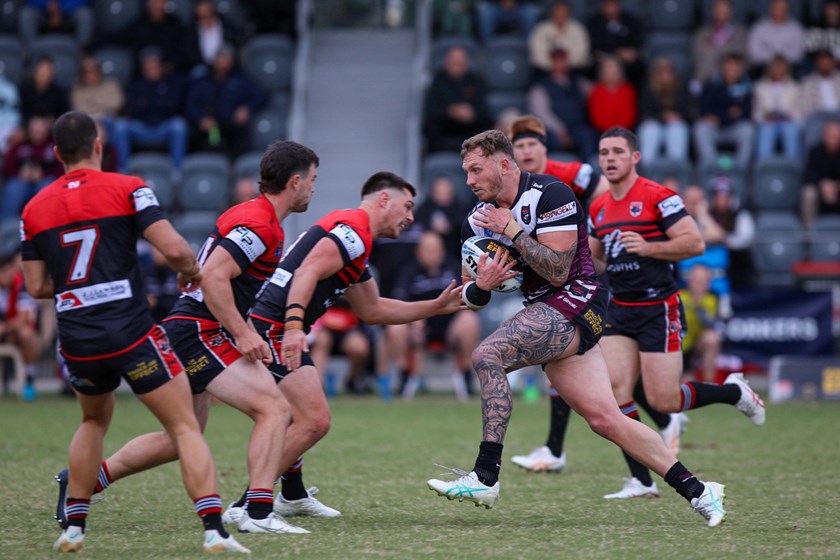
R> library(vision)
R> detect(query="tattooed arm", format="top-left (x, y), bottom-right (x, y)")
top-left (511, 230), bottom-right (577, 287)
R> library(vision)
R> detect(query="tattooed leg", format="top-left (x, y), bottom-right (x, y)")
top-left (473, 303), bottom-right (579, 443)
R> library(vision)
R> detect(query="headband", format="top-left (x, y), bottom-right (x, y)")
top-left (511, 131), bottom-right (547, 145)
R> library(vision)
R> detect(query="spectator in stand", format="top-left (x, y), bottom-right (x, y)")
top-left (70, 54), bottom-right (123, 155)
top-left (423, 46), bottom-right (492, 153)
top-left (111, 47), bottom-right (187, 173)
top-left (1, 116), bottom-right (62, 221)
top-left (586, 0), bottom-right (644, 88)
top-left (799, 49), bottom-right (840, 121)
top-left (528, 0), bottom-right (590, 73)
top-left (19, 57), bottom-right (69, 123)
top-left (753, 56), bottom-right (802, 160)
top-left (185, 0), bottom-right (239, 74)
top-left (804, 0), bottom-right (840, 62)
top-left (637, 57), bottom-right (692, 162)
top-left (747, 0), bottom-right (806, 72)
top-left (414, 175), bottom-right (468, 263)
top-left (802, 119), bottom-right (840, 228)
top-left (95, 119), bottom-right (119, 172)
top-left (707, 174), bottom-right (755, 288)
top-left (527, 46), bottom-right (596, 159)
top-left (231, 174), bottom-right (259, 205)
top-left (692, 0), bottom-right (748, 89)
top-left (680, 264), bottom-right (723, 383)
top-left (588, 55), bottom-right (636, 133)
top-left (0, 72), bottom-right (21, 153)
top-left (475, 0), bottom-right (541, 44)
top-left (693, 53), bottom-right (754, 169)
top-left (186, 44), bottom-right (267, 158)
top-left (19, 0), bottom-right (93, 47)
top-left (310, 300), bottom-right (374, 395)
top-left (113, 0), bottom-right (190, 73)
top-left (432, 0), bottom-right (474, 37)
top-left (390, 231), bottom-right (479, 401)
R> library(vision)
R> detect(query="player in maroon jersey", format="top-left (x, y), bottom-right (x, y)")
top-left (425, 130), bottom-right (728, 528)
top-left (219, 171), bottom-right (465, 524)
top-left (63, 140), bottom-right (320, 536)
top-left (21, 111), bottom-right (247, 553)
top-left (590, 127), bottom-right (765, 500)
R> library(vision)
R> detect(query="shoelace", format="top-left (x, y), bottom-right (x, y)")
top-left (433, 464), bottom-right (471, 479)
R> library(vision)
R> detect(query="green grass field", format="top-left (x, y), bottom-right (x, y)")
top-left (1, 393), bottom-right (839, 559)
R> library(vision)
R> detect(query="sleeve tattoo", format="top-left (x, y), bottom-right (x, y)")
top-left (513, 233), bottom-right (576, 286)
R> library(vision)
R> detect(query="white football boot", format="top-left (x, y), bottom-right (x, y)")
top-left (237, 512), bottom-right (309, 534)
top-left (603, 477), bottom-right (660, 499)
top-left (203, 530), bottom-right (251, 553)
top-left (53, 526), bottom-right (84, 553)
top-left (691, 481), bottom-right (727, 527)
top-left (427, 466), bottom-right (500, 509)
top-left (274, 486), bottom-right (340, 517)
top-left (510, 446), bottom-right (566, 473)
top-left (724, 373), bottom-right (766, 426)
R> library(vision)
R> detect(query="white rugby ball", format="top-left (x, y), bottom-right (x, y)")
top-left (461, 236), bottom-right (523, 293)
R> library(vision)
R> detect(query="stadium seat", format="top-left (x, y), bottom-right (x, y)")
top-left (803, 111), bottom-right (840, 151)
top-left (0, 216), bottom-right (19, 249)
top-left (0, 0), bottom-right (20, 33)
top-left (233, 150), bottom-right (263, 179)
top-left (430, 35), bottom-right (481, 72)
top-left (94, 45), bottom-right (134, 87)
top-left (696, 161), bottom-right (748, 204)
top-left (644, 32), bottom-right (693, 82)
top-left (421, 151), bottom-right (471, 203)
top-left (0, 34), bottom-right (23, 84)
top-left (547, 151), bottom-right (579, 162)
top-left (215, 0), bottom-right (248, 30)
top-left (172, 210), bottom-right (218, 253)
top-left (241, 34), bottom-right (294, 92)
top-left (640, 158), bottom-right (694, 189)
top-left (484, 36), bottom-right (531, 91)
top-left (179, 153), bottom-right (231, 212)
top-left (92, 0), bottom-right (140, 35)
top-left (249, 108), bottom-right (287, 152)
top-left (753, 214), bottom-right (807, 286)
top-left (648, 0), bottom-right (697, 30)
top-left (486, 90), bottom-right (526, 119)
top-left (809, 215), bottom-right (840, 262)
top-left (701, 0), bottom-right (750, 24)
top-left (125, 152), bottom-right (176, 211)
top-left (755, 210), bottom-right (801, 231)
top-left (752, 157), bottom-right (802, 212)
top-left (269, 90), bottom-right (291, 115)
top-left (167, 0), bottom-right (193, 25)
top-left (27, 34), bottom-right (80, 90)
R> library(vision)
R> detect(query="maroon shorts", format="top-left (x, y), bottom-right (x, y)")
top-left (604, 292), bottom-right (685, 353)
top-left (538, 277), bottom-right (607, 355)
top-left (163, 317), bottom-right (242, 394)
top-left (63, 325), bottom-right (183, 396)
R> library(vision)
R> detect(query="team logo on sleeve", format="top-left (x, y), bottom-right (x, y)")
top-left (657, 195), bottom-right (685, 218)
top-left (226, 226), bottom-right (267, 262)
top-left (538, 201), bottom-right (577, 223)
top-left (330, 223), bottom-right (365, 259)
top-left (629, 201), bottom-right (643, 218)
top-left (132, 187), bottom-right (160, 212)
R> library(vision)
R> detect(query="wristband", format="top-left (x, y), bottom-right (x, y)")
top-left (462, 280), bottom-right (492, 311)
top-left (511, 230), bottom-right (524, 243)
top-left (503, 219), bottom-right (522, 240)
top-left (286, 303), bottom-right (305, 312)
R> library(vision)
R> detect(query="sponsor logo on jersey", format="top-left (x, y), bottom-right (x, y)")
top-left (330, 223), bottom-right (365, 259)
top-left (657, 195), bottom-right (685, 218)
top-left (520, 205), bottom-right (531, 224)
top-left (132, 187), bottom-right (160, 213)
top-left (269, 267), bottom-right (293, 289)
top-left (226, 226), bottom-right (267, 263)
top-left (68, 180), bottom-right (81, 189)
top-left (629, 201), bottom-right (643, 218)
top-left (55, 279), bottom-right (132, 312)
top-left (573, 164), bottom-right (593, 189)
top-left (531, 181), bottom-right (544, 190)
top-left (538, 201), bottom-right (577, 223)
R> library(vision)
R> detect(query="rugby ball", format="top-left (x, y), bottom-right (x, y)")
top-left (461, 236), bottom-right (524, 293)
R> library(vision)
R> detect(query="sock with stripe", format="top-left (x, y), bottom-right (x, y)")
top-left (618, 401), bottom-right (654, 487)
top-left (679, 382), bottom-right (740, 411)
top-left (545, 389), bottom-right (571, 457)
top-left (280, 457), bottom-right (307, 501)
top-left (633, 379), bottom-right (671, 430)
top-left (65, 498), bottom-right (90, 532)
top-left (664, 461), bottom-right (705, 502)
top-left (93, 461), bottom-right (112, 494)
top-left (245, 488), bottom-right (273, 520)
top-left (473, 441), bottom-right (503, 486)
top-left (194, 494), bottom-right (228, 536)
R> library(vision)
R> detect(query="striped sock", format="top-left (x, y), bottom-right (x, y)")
top-left (94, 461), bottom-right (112, 494)
top-left (65, 498), bottom-right (90, 531)
top-left (245, 488), bottom-right (273, 520)
top-left (679, 382), bottom-right (740, 411)
top-left (281, 457), bottom-right (307, 501)
top-left (618, 401), bottom-right (654, 487)
top-left (194, 494), bottom-right (228, 536)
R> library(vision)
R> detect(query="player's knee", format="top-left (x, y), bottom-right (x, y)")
top-left (472, 343), bottom-right (502, 373)
top-left (585, 410), bottom-right (618, 440)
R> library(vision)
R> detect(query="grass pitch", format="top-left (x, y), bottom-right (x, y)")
top-left (1, 392), bottom-right (839, 559)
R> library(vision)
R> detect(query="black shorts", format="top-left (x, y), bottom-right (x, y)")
top-left (604, 292), bottom-right (685, 353)
top-left (424, 314), bottom-right (454, 345)
top-left (251, 316), bottom-right (315, 383)
top-left (163, 317), bottom-right (242, 394)
top-left (63, 325), bottom-right (183, 396)
top-left (538, 278), bottom-right (607, 355)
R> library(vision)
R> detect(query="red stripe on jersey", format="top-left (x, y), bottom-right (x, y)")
top-left (60, 324), bottom-right (157, 361)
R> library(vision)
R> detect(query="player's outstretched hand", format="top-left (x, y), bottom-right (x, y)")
top-left (236, 329), bottom-right (272, 363)
top-left (177, 270), bottom-right (202, 293)
top-left (475, 248), bottom-right (519, 291)
top-left (280, 328), bottom-right (308, 371)
top-left (436, 280), bottom-right (467, 314)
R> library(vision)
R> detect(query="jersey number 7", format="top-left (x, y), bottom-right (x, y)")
top-left (61, 226), bottom-right (100, 284)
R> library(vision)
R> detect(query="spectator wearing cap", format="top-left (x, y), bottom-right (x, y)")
top-left (527, 45), bottom-right (596, 159)
top-left (799, 49), bottom-right (840, 121)
top-left (692, 0), bottom-right (748, 87)
top-left (747, 0), bottom-right (806, 71)
top-left (185, 44), bottom-right (268, 158)
top-left (802, 119), bottom-right (840, 228)
top-left (707, 175), bottom-right (755, 288)
top-left (19, 57), bottom-right (69, 123)
top-left (528, 1), bottom-right (590, 73)
top-left (753, 56), bottom-right (802, 160)
top-left (111, 47), bottom-right (188, 172)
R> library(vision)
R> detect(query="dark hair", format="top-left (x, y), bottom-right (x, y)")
top-left (460, 129), bottom-right (515, 160)
top-left (258, 140), bottom-right (320, 194)
top-left (53, 111), bottom-right (98, 165)
top-left (360, 171), bottom-right (416, 198)
top-left (600, 127), bottom-right (638, 151)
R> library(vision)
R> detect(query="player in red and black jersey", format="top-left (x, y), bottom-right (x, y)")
top-left (426, 130), bottom-right (729, 528)
top-left (219, 172), bottom-right (465, 523)
top-left (589, 127), bottom-right (765, 500)
top-left (89, 140), bottom-right (320, 536)
top-left (21, 111), bottom-right (246, 553)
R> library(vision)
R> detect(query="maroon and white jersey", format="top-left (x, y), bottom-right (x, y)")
top-left (167, 195), bottom-right (284, 323)
top-left (461, 171), bottom-right (596, 303)
top-left (251, 208), bottom-right (373, 327)
top-left (20, 169), bottom-right (165, 359)
top-left (588, 176), bottom-right (689, 303)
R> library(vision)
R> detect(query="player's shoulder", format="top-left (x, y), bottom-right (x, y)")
top-left (322, 208), bottom-right (369, 230)
top-left (219, 195), bottom-right (281, 240)
top-left (637, 176), bottom-right (681, 202)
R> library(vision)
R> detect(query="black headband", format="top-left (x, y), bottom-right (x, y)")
top-left (511, 131), bottom-right (547, 145)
